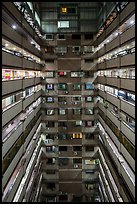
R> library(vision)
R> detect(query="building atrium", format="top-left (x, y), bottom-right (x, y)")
top-left (2, 2), bottom-right (135, 202)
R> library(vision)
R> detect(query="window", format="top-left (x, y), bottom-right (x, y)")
top-left (60, 6), bottom-right (77, 14)
top-left (85, 121), bottom-right (93, 127)
top-left (46, 170), bottom-right (56, 174)
top-left (46, 84), bottom-right (54, 90)
top-left (59, 146), bottom-right (67, 151)
top-left (61, 7), bottom-right (67, 13)
top-left (75, 120), bottom-right (82, 126)
top-left (46, 109), bottom-right (55, 115)
top-left (58, 97), bottom-right (67, 104)
top-left (72, 34), bottom-right (81, 39)
top-left (45, 72), bottom-right (54, 77)
top-left (58, 108), bottom-right (66, 115)
top-left (85, 108), bottom-right (94, 115)
top-left (58, 121), bottom-right (67, 127)
top-left (46, 158), bottom-right (56, 164)
top-left (73, 84), bottom-right (81, 90)
top-left (46, 121), bottom-right (55, 127)
top-left (59, 195), bottom-right (68, 201)
top-left (72, 46), bottom-right (81, 53)
top-left (57, 34), bottom-right (65, 40)
top-left (85, 59), bottom-right (93, 63)
top-left (59, 158), bottom-right (69, 166)
top-left (73, 146), bottom-right (82, 151)
top-left (46, 97), bottom-right (54, 103)
top-left (73, 108), bottom-right (82, 115)
top-left (85, 83), bottom-right (94, 90)
top-left (58, 71), bottom-right (67, 77)
top-left (58, 21), bottom-right (69, 28)
top-left (71, 71), bottom-right (83, 77)
top-left (58, 134), bottom-right (71, 140)
top-left (84, 33), bottom-right (93, 40)
top-left (58, 83), bottom-right (67, 90)
top-left (85, 146), bottom-right (94, 151)
top-left (85, 96), bottom-right (93, 102)
top-left (73, 158), bottom-right (82, 164)
top-left (72, 96), bottom-right (81, 102)
top-left (45, 34), bottom-right (53, 40)
top-left (72, 133), bottom-right (82, 139)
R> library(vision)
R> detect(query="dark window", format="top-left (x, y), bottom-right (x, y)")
top-left (73, 146), bottom-right (82, 151)
top-left (85, 146), bottom-right (94, 151)
top-left (73, 158), bottom-right (82, 164)
top-left (59, 195), bottom-right (68, 201)
top-left (58, 34), bottom-right (65, 39)
top-left (72, 34), bottom-right (81, 39)
top-left (59, 146), bottom-right (67, 151)
top-left (45, 34), bottom-right (53, 40)
top-left (84, 33), bottom-right (93, 40)
top-left (85, 59), bottom-right (93, 63)
top-left (45, 59), bottom-right (54, 63)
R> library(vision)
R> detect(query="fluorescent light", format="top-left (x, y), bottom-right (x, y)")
top-left (130, 20), bottom-right (134, 24)
top-left (12, 25), bottom-right (17, 29)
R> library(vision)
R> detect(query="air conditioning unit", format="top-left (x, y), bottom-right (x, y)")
top-left (74, 151), bottom-right (78, 155)
top-left (74, 164), bottom-right (79, 168)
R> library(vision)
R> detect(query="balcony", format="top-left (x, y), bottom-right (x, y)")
top-left (2, 123), bottom-right (23, 158)
top-left (106, 36), bottom-right (119, 53)
top-left (2, 101), bottom-right (22, 127)
top-left (121, 78), bottom-right (135, 92)
top-left (82, 171), bottom-right (99, 182)
top-left (23, 94), bottom-right (35, 110)
top-left (97, 62), bottom-right (106, 70)
top-left (121, 122), bottom-right (135, 145)
top-left (120, 53), bottom-right (135, 67)
top-left (2, 79), bottom-right (22, 96)
top-left (2, 145), bottom-right (24, 189)
top-left (106, 77), bottom-right (120, 88)
top-left (106, 58), bottom-right (119, 68)
top-left (106, 93), bottom-right (120, 108)
top-left (120, 25), bottom-right (135, 45)
top-left (120, 100), bottom-right (135, 118)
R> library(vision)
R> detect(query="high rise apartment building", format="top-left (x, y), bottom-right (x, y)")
top-left (2, 2), bottom-right (135, 202)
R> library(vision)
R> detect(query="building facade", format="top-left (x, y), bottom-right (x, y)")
top-left (2, 2), bottom-right (135, 202)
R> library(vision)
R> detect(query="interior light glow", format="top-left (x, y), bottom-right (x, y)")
top-left (61, 7), bottom-right (67, 13)
top-left (5, 44), bottom-right (9, 47)
top-left (130, 20), bottom-right (134, 24)
top-left (12, 25), bottom-right (17, 29)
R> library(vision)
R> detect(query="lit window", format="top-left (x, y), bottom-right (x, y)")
top-left (46, 97), bottom-right (54, 103)
top-left (46, 84), bottom-right (54, 90)
top-left (73, 108), bottom-right (82, 115)
top-left (61, 7), bottom-right (67, 13)
top-left (73, 84), bottom-right (81, 90)
top-left (58, 108), bottom-right (66, 115)
top-left (72, 133), bottom-right (82, 139)
top-left (75, 120), bottom-right (82, 126)
top-left (58, 21), bottom-right (69, 28)
top-left (85, 83), bottom-right (94, 90)
top-left (58, 83), bottom-right (67, 90)
top-left (85, 96), bottom-right (93, 102)
top-left (85, 108), bottom-right (94, 115)
top-left (46, 109), bottom-right (55, 115)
